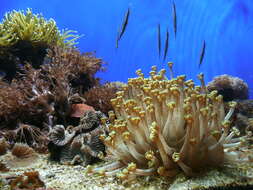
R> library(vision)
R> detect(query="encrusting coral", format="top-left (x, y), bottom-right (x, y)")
top-left (87, 63), bottom-right (253, 181)
top-left (207, 74), bottom-right (249, 101)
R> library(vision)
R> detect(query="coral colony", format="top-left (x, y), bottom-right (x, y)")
top-left (0, 9), bottom-right (80, 81)
top-left (0, 8), bottom-right (78, 47)
top-left (0, 8), bottom-right (253, 190)
top-left (0, 9), bottom-right (108, 161)
top-left (88, 63), bottom-right (253, 181)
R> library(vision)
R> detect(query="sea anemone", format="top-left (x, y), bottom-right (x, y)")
top-left (88, 63), bottom-right (253, 181)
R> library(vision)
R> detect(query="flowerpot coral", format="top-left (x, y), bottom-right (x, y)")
top-left (88, 63), bottom-right (253, 181)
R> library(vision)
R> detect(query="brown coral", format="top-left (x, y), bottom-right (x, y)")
top-left (0, 46), bottom-right (103, 127)
top-left (46, 46), bottom-right (103, 94)
top-left (0, 45), bottom-right (104, 152)
top-left (88, 64), bottom-right (253, 181)
top-left (0, 161), bottom-right (9, 172)
top-left (83, 84), bottom-right (120, 114)
top-left (10, 171), bottom-right (45, 190)
top-left (11, 143), bottom-right (37, 159)
top-left (14, 124), bottom-right (47, 146)
top-left (0, 137), bottom-right (8, 155)
top-left (207, 74), bottom-right (249, 101)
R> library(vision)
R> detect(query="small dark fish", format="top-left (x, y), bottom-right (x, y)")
top-left (116, 27), bottom-right (120, 49)
top-left (118, 8), bottom-right (130, 41)
top-left (163, 29), bottom-right (169, 61)
top-left (198, 40), bottom-right (206, 68)
top-left (172, 1), bottom-right (177, 38)
top-left (116, 39), bottom-right (118, 49)
top-left (157, 24), bottom-right (161, 57)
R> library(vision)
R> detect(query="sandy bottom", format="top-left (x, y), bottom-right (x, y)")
top-left (1, 153), bottom-right (253, 190)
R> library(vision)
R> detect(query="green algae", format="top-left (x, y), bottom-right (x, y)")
top-left (0, 8), bottom-right (79, 48)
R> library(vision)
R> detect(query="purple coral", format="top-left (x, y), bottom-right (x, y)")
top-left (207, 74), bottom-right (249, 101)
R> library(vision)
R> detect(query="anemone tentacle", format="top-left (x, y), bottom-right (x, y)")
top-left (89, 63), bottom-right (253, 181)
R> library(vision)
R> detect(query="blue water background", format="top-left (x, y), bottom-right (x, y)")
top-left (1, 0), bottom-right (253, 97)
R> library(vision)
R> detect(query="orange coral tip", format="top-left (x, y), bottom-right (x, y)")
top-left (71, 104), bottom-right (95, 118)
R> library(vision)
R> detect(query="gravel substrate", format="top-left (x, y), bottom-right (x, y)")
top-left (0, 153), bottom-right (253, 190)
